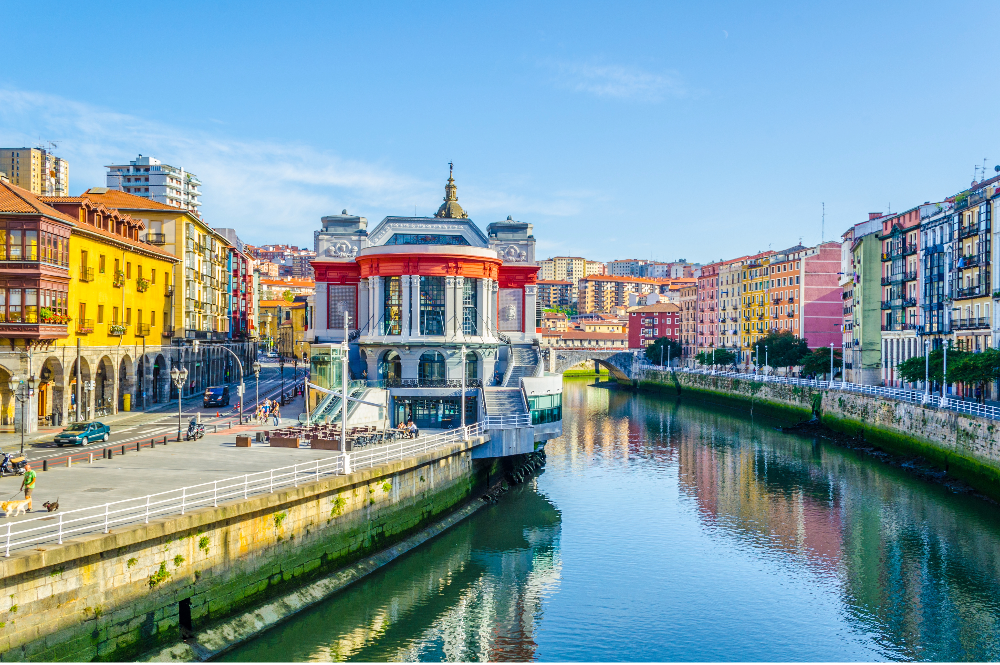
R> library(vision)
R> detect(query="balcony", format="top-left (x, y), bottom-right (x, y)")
top-left (959, 224), bottom-right (984, 239)
top-left (904, 270), bottom-right (918, 281)
top-left (953, 317), bottom-right (990, 330)
top-left (161, 324), bottom-right (174, 338)
top-left (956, 285), bottom-right (985, 300)
top-left (79, 266), bottom-right (94, 282)
top-left (903, 243), bottom-right (917, 256)
top-left (77, 319), bottom-right (94, 334)
top-left (108, 323), bottom-right (127, 336)
top-left (957, 254), bottom-right (981, 269)
top-left (165, 284), bottom-right (175, 296)
top-left (145, 233), bottom-right (166, 245)
top-left (881, 275), bottom-right (892, 285)
top-left (136, 323), bottom-right (151, 337)
top-left (881, 301), bottom-right (892, 310)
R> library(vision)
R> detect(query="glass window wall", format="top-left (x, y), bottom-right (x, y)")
top-left (420, 276), bottom-right (445, 335)
top-left (382, 276), bottom-right (402, 335)
top-left (463, 278), bottom-right (478, 335)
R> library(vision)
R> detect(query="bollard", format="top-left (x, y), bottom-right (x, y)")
top-left (89, 452), bottom-right (93, 464)
top-left (163, 436), bottom-right (167, 445)
top-left (151, 438), bottom-right (155, 448)
top-left (42, 460), bottom-right (47, 471)
top-left (121, 445), bottom-right (125, 456)
top-left (67, 456), bottom-right (72, 469)
top-left (136, 442), bottom-right (140, 453)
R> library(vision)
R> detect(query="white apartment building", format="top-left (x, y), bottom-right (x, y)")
top-left (106, 155), bottom-right (202, 216)
top-left (537, 256), bottom-right (604, 304)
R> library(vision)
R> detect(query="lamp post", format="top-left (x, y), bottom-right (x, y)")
top-left (923, 340), bottom-right (930, 404)
top-left (7, 375), bottom-right (37, 454)
top-left (279, 356), bottom-right (285, 404)
top-left (829, 343), bottom-right (835, 383)
top-left (460, 344), bottom-right (467, 434)
top-left (170, 366), bottom-right (188, 441)
top-left (252, 361), bottom-right (261, 410)
top-left (764, 345), bottom-right (768, 377)
top-left (193, 340), bottom-right (245, 421)
top-left (942, 342), bottom-right (948, 406)
top-left (83, 380), bottom-right (95, 420)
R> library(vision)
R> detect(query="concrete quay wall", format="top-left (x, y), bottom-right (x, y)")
top-left (0, 441), bottom-right (493, 662)
top-left (644, 371), bottom-right (1000, 499)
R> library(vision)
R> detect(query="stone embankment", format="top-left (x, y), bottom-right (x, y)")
top-left (635, 369), bottom-right (1000, 499)
top-left (0, 441), bottom-right (503, 662)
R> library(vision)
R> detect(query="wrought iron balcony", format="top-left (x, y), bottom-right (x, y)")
top-left (952, 317), bottom-right (990, 330)
top-left (956, 285), bottom-right (985, 299)
top-left (136, 323), bottom-right (151, 337)
top-left (76, 319), bottom-right (94, 334)
top-left (79, 266), bottom-right (94, 282)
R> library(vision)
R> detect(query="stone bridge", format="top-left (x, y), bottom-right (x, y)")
top-left (539, 348), bottom-right (637, 382)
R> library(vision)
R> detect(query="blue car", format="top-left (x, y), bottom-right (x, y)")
top-left (54, 421), bottom-right (110, 447)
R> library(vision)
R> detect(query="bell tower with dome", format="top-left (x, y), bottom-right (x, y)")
top-left (434, 162), bottom-right (469, 219)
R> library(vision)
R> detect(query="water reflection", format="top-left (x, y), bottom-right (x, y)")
top-left (222, 483), bottom-right (561, 662)
top-left (226, 379), bottom-right (1000, 662)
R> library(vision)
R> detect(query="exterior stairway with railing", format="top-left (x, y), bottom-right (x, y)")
top-left (502, 346), bottom-right (539, 387)
top-left (310, 383), bottom-right (368, 423)
top-left (482, 387), bottom-right (528, 417)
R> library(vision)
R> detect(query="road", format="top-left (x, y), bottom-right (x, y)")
top-left (2, 359), bottom-right (309, 464)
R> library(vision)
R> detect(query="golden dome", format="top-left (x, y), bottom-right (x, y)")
top-left (434, 162), bottom-right (468, 219)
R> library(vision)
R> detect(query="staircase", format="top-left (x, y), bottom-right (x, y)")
top-left (502, 346), bottom-right (539, 387)
top-left (482, 387), bottom-right (528, 416)
top-left (311, 385), bottom-right (367, 423)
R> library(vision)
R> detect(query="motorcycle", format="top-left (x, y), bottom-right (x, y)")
top-left (184, 422), bottom-right (205, 441)
top-left (0, 450), bottom-right (27, 477)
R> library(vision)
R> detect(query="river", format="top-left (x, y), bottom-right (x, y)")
top-left (222, 378), bottom-right (1000, 661)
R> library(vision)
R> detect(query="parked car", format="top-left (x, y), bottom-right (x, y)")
top-left (265, 351), bottom-right (278, 359)
top-left (54, 421), bottom-right (110, 447)
top-left (204, 385), bottom-right (231, 407)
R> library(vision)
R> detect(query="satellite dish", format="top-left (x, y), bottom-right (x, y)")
top-left (994, 165), bottom-right (999, 173)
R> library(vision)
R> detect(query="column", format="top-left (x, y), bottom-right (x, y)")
top-left (524, 284), bottom-right (538, 334)
top-left (368, 275), bottom-right (378, 334)
top-left (444, 276), bottom-right (457, 339)
top-left (358, 278), bottom-right (369, 336)
top-left (401, 275), bottom-right (412, 341)
top-left (454, 276), bottom-right (465, 340)
top-left (490, 279), bottom-right (500, 338)
top-left (477, 277), bottom-right (488, 339)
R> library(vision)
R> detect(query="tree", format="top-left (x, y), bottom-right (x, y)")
top-left (949, 348), bottom-right (1000, 397)
top-left (282, 289), bottom-right (295, 304)
top-left (695, 348), bottom-right (737, 367)
top-left (801, 347), bottom-right (842, 378)
top-left (752, 331), bottom-right (809, 372)
top-left (645, 337), bottom-right (682, 365)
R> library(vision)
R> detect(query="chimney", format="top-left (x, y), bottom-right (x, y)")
top-left (868, 212), bottom-right (883, 220)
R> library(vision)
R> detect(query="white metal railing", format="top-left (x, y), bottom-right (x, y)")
top-left (0, 419), bottom-right (507, 557)
top-left (646, 365), bottom-right (1000, 421)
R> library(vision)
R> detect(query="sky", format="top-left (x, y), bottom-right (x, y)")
top-left (2, 1), bottom-right (999, 263)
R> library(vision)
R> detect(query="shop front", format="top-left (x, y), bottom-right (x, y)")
top-left (392, 396), bottom-right (477, 429)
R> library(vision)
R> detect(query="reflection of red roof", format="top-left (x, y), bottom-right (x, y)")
top-left (550, 331), bottom-right (627, 340)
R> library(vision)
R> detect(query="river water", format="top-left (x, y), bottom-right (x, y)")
top-left (223, 378), bottom-right (1000, 661)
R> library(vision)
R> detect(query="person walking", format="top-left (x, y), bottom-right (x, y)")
top-left (272, 403), bottom-right (280, 426)
top-left (20, 463), bottom-right (35, 504)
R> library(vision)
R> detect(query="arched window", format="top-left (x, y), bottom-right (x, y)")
top-left (465, 352), bottom-right (478, 381)
top-left (380, 350), bottom-right (401, 383)
top-left (418, 351), bottom-right (445, 383)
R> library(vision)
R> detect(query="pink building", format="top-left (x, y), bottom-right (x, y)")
top-left (696, 261), bottom-right (721, 353)
top-left (799, 242), bottom-right (843, 349)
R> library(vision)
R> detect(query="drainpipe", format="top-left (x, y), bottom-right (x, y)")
top-left (75, 338), bottom-right (81, 422)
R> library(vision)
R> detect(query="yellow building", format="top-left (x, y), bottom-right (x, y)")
top-left (76, 188), bottom-right (231, 341)
top-left (44, 196), bottom-right (179, 349)
top-left (259, 299), bottom-right (308, 359)
top-left (1, 147), bottom-right (69, 196)
top-left (740, 258), bottom-right (771, 362)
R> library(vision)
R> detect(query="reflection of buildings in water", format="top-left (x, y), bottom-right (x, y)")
top-left (283, 483), bottom-right (563, 663)
top-left (391, 483), bottom-right (562, 662)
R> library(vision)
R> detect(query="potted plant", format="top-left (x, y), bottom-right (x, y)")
top-left (136, 276), bottom-right (150, 293)
top-left (109, 323), bottom-right (127, 336)
top-left (113, 270), bottom-right (125, 288)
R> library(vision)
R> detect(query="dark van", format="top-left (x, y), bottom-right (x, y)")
top-left (204, 386), bottom-right (231, 407)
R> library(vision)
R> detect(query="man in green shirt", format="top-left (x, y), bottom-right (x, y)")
top-left (20, 463), bottom-right (35, 501)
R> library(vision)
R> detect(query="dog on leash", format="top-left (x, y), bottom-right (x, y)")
top-left (43, 498), bottom-right (59, 513)
top-left (1, 497), bottom-right (32, 517)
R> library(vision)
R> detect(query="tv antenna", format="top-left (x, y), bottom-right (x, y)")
top-left (821, 202), bottom-right (825, 242)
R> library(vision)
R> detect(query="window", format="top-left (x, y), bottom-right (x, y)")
top-left (384, 234), bottom-right (470, 246)
top-left (151, 311), bottom-right (156, 326)
top-left (418, 351), bottom-right (445, 382)
top-left (382, 276), bottom-right (402, 335)
top-left (328, 284), bottom-right (357, 333)
top-left (9, 230), bottom-right (21, 260)
top-left (112, 307), bottom-right (119, 324)
top-left (465, 351), bottom-right (478, 380)
top-left (528, 393), bottom-right (562, 424)
top-left (126, 262), bottom-right (131, 279)
top-left (99, 255), bottom-right (106, 273)
top-left (463, 278), bottom-right (478, 335)
top-left (97, 305), bottom-right (104, 323)
top-left (24, 231), bottom-right (37, 260)
top-left (419, 276), bottom-right (445, 336)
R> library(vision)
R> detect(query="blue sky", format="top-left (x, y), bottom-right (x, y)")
top-left (2, 1), bottom-right (998, 263)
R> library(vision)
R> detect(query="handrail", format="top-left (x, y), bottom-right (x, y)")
top-left (653, 365), bottom-right (1000, 422)
top-left (1, 418), bottom-right (524, 557)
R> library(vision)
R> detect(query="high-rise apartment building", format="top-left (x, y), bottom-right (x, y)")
top-left (536, 256), bottom-right (604, 305)
top-left (105, 155), bottom-right (202, 217)
top-left (0, 147), bottom-right (68, 196)
top-left (256, 244), bottom-right (317, 280)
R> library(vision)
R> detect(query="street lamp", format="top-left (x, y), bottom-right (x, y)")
top-left (764, 345), bottom-right (768, 377)
top-left (279, 356), bottom-right (285, 404)
top-left (170, 366), bottom-right (189, 441)
top-left (7, 375), bottom-right (37, 454)
top-left (252, 361), bottom-right (261, 409)
top-left (923, 339), bottom-right (930, 404)
top-left (829, 342), bottom-right (835, 384)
